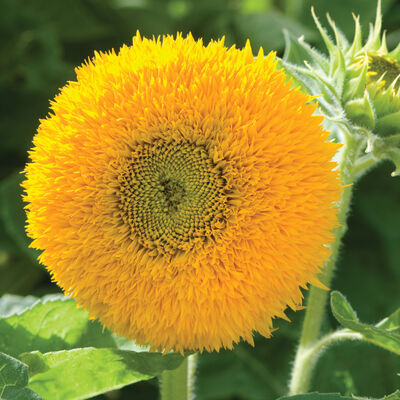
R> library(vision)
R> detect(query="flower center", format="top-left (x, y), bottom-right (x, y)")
top-left (118, 138), bottom-right (230, 257)
top-left (368, 54), bottom-right (400, 90)
top-left (159, 177), bottom-right (186, 213)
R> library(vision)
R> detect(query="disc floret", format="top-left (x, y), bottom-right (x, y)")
top-left (116, 137), bottom-right (230, 257)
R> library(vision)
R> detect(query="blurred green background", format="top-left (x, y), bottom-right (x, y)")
top-left (1, 0), bottom-right (399, 399)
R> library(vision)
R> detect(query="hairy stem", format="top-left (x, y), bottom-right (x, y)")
top-left (288, 133), bottom-right (365, 395)
top-left (308, 329), bottom-right (363, 358)
top-left (353, 153), bottom-right (377, 180)
top-left (289, 329), bottom-right (362, 381)
top-left (161, 354), bottom-right (197, 400)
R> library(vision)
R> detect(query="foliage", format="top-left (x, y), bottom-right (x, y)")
top-left (331, 291), bottom-right (400, 355)
top-left (1, 0), bottom-right (400, 399)
top-left (0, 296), bottom-right (184, 399)
top-left (0, 352), bottom-right (43, 400)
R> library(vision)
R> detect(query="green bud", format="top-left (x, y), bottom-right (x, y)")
top-left (282, 0), bottom-right (400, 176)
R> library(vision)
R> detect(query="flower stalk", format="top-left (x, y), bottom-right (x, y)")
top-left (161, 354), bottom-right (197, 400)
top-left (290, 327), bottom-right (362, 388)
top-left (288, 132), bottom-right (366, 394)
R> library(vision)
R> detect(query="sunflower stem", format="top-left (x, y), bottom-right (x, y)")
top-left (288, 132), bottom-right (366, 395)
top-left (161, 353), bottom-right (197, 400)
top-left (303, 329), bottom-right (363, 362)
top-left (287, 328), bottom-right (362, 384)
top-left (353, 153), bottom-right (377, 180)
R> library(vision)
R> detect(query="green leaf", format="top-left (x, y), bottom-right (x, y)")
top-left (278, 393), bottom-right (354, 400)
top-left (0, 295), bottom-right (38, 318)
top-left (0, 352), bottom-right (43, 400)
top-left (21, 348), bottom-right (184, 400)
top-left (0, 296), bottom-right (116, 358)
top-left (331, 291), bottom-right (400, 355)
top-left (377, 308), bottom-right (400, 333)
top-left (113, 336), bottom-right (151, 352)
top-left (330, 291), bottom-right (359, 323)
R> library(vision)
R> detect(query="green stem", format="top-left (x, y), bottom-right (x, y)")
top-left (187, 353), bottom-right (198, 398)
top-left (161, 354), bottom-right (197, 400)
top-left (353, 153), bottom-right (377, 180)
top-left (295, 329), bottom-right (362, 373)
top-left (288, 133), bottom-right (364, 395)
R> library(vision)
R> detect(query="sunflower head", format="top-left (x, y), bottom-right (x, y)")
top-left (283, 0), bottom-right (400, 176)
top-left (23, 33), bottom-right (341, 354)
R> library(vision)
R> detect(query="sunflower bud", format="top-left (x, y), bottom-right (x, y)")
top-left (283, 0), bottom-right (400, 176)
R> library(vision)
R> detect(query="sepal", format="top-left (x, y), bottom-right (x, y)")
top-left (344, 91), bottom-right (375, 130)
top-left (343, 54), bottom-right (368, 102)
top-left (376, 111), bottom-right (400, 137)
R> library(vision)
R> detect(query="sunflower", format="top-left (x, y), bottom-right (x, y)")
top-left (23, 33), bottom-right (341, 353)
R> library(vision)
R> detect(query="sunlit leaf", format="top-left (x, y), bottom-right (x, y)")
top-left (21, 348), bottom-right (184, 400)
top-left (0, 296), bottom-right (116, 357)
top-left (0, 294), bottom-right (38, 318)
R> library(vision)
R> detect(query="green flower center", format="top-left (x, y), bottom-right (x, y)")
top-left (118, 138), bottom-right (230, 257)
top-left (159, 177), bottom-right (186, 212)
top-left (368, 54), bottom-right (400, 90)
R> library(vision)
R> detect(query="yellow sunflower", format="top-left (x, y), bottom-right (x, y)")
top-left (23, 33), bottom-right (341, 353)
